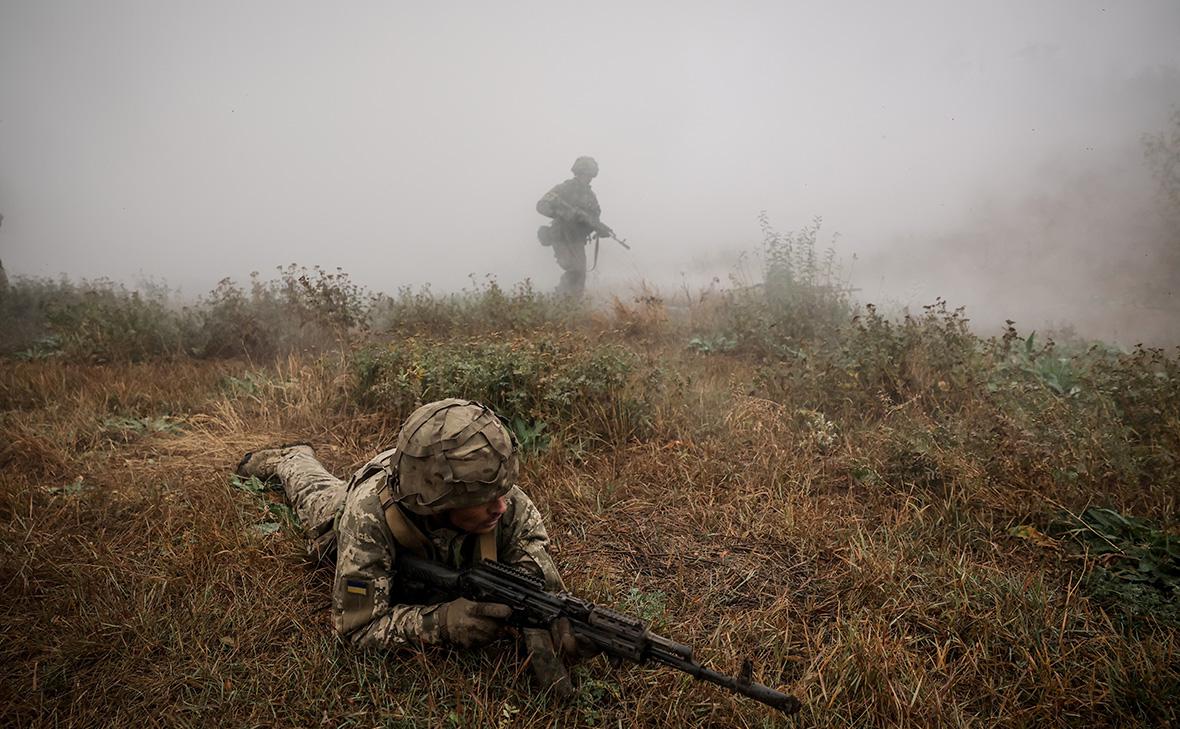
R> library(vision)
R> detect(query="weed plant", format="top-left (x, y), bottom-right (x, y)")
top-left (705, 215), bottom-right (853, 358)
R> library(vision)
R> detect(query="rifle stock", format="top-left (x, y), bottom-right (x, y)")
top-left (395, 553), bottom-right (801, 715)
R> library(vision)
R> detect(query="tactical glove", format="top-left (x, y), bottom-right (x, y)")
top-left (437, 598), bottom-right (512, 648)
top-left (523, 628), bottom-right (575, 700)
top-left (549, 617), bottom-right (600, 663)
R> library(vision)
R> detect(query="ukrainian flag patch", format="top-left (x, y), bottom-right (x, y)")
top-left (345, 578), bottom-right (369, 596)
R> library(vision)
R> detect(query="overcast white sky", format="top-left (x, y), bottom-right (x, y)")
top-left (1, 1), bottom-right (1178, 340)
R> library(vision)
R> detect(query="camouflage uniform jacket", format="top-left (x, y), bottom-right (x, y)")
top-left (537, 178), bottom-right (601, 244)
top-left (332, 451), bottom-right (563, 649)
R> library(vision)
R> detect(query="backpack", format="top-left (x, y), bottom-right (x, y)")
top-left (537, 223), bottom-right (558, 247)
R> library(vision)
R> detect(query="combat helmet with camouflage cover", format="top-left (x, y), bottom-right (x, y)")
top-left (571, 156), bottom-right (598, 178)
top-left (391, 399), bottom-right (518, 515)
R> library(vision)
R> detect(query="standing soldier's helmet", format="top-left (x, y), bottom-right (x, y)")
top-left (392, 399), bottom-right (518, 515)
top-left (571, 156), bottom-right (599, 178)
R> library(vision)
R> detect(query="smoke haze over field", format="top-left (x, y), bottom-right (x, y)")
top-left (1, 1), bottom-right (1178, 342)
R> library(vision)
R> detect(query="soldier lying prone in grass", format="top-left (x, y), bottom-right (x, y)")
top-left (235, 399), bottom-right (593, 698)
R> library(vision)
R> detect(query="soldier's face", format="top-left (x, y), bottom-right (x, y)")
top-left (446, 495), bottom-right (508, 533)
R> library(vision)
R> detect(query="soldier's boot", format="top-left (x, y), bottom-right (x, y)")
top-left (235, 443), bottom-right (314, 481)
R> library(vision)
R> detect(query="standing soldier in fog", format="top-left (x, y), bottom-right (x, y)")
top-left (536, 157), bottom-right (614, 297)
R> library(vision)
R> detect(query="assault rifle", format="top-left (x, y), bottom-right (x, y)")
top-left (543, 193), bottom-right (631, 253)
top-left (396, 553), bottom-right (801, 715)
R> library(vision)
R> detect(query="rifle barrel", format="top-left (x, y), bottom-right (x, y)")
top-left (651, 646), bottom-right (801, 715)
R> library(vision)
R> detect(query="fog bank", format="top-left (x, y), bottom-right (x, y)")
top-left (1, 1), bottom-right (1178, 343)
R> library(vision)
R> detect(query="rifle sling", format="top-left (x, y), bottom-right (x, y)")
top-left (478, 530), bottom-right (497, 562)
top-left (379, 482), bottom-right (432, 557)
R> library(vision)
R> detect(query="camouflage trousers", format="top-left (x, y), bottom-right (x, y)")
top-left (272, 448), bottom-right (347, 530)
top-left (551, 238), bottom-right (587, 297)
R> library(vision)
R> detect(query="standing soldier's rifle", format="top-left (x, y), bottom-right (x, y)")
top-left (543, 194), bottom-right (631, 270)
top-left (396, 553), bottom-right (802, 715)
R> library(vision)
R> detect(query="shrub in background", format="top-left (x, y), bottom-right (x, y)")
top-left (753, 299), bottom-right (984, 421)
top-left (370, 276), bottom-right (582, 336)
top-left (0, 276), bottom-right (194, 361)
top-left (197, 266), bottom-right (378, 358)
top-left (351, 336), bottom-right (652, 445)
top-left (0, 266), bottom-right (380, 361)
top-left (711, 215), bottom-right (853, 358)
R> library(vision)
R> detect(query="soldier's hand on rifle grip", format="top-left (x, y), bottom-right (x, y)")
top-left (550, 617), bottom-right (600, 664)
top-left (523, 629), bottom-right (576, 701)
top-left (438, 598), bottom-right (512, 648)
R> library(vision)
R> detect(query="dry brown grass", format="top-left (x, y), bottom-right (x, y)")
top-left (1, 339), bottom-right (1177, 728)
